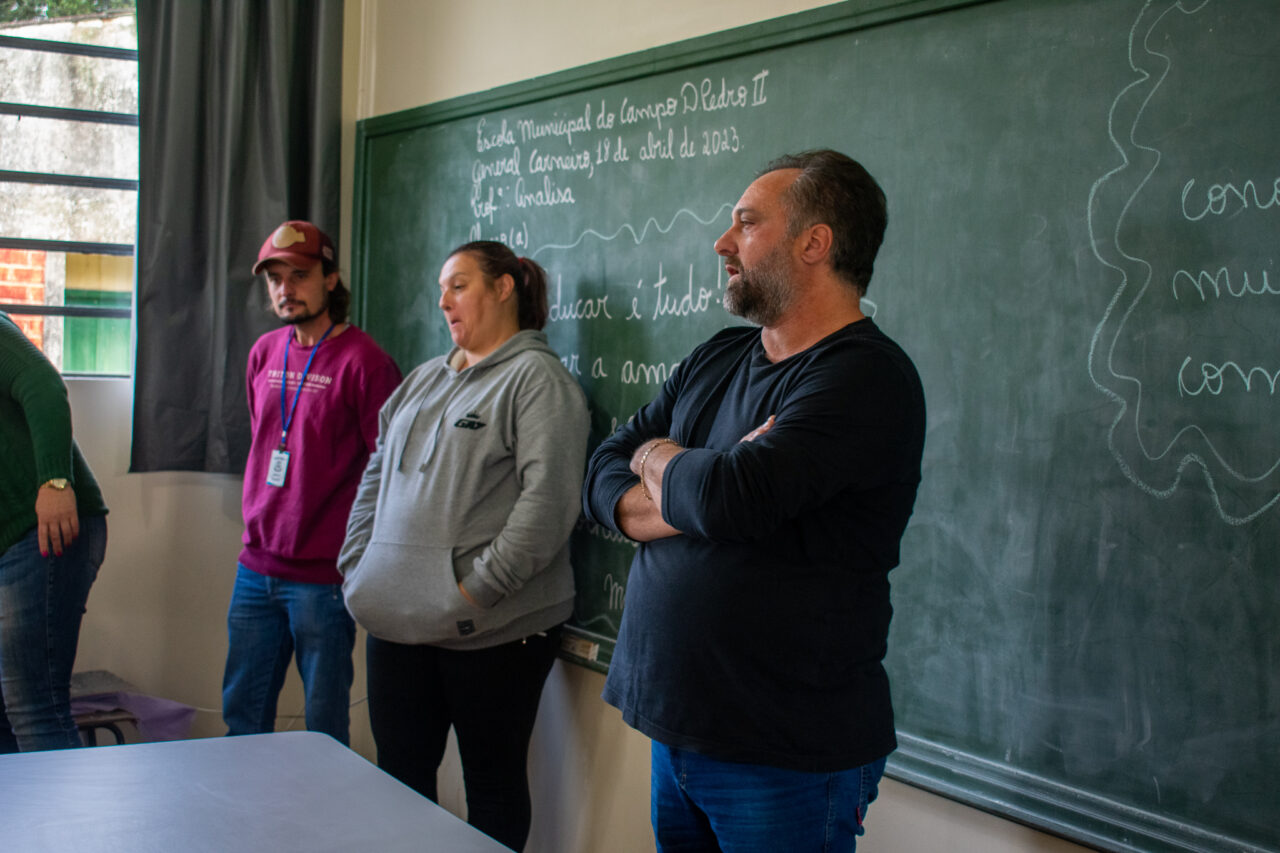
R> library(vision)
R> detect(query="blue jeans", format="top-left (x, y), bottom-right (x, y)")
top-left (222, 565), bottom-right (355, 745)
top-left (651, 741), bottom-right (887, 853)
top-left (0, 515), bottom-right (106, 753)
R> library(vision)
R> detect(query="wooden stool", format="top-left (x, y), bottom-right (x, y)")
top-left (70, 670), bottom-right (140, 746)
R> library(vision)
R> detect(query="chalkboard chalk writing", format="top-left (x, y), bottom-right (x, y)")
top-left (471, 148), bottom-right (520, 186)
top-left (1172, 267), bottom-right (1277, 300)
top-left (603, 573), bottom-right (626, 611)
top-left (1180, 175), bottom-right (1280, 219)
top-left (619, 96), bottom-right (679, 131)
top-left (652, 264), bottom-right (717, 320)
top-left (516, 103), bottom-right (592, 146)
top-left (559, 353), bottom-right (581, 376)
top-left (620, 360), bottom-right (680, 386)
top-left (514, 175), bottom-right (576, 208)
top-left (529, 148), bottom-right (595, 180)
top-left (548, 277), bottom-right (612, 322)
top-left (595, 135), bottom-right (631, 164)
top-left (475, 117), bottom-right (515, 152)
top-left (1178, 358), bottom-right (1280, 396)
top-left (467, 220), bottom-right (528, 248)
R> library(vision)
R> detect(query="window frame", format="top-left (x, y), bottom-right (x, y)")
top-left (0, 30), bottom-right (137, 327)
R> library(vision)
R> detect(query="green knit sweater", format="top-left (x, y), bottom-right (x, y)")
top-left (1, 312), bottom-right (108, 552)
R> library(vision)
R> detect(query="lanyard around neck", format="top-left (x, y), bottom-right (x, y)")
top-left (279, 324), bottom-right (335, 448)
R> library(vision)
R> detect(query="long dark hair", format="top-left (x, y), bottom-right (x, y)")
top-left (447, 241), bottom-right (549, 330)
top-left (320, 257), bottom-right (350, 324)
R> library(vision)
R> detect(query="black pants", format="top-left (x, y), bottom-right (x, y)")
top-left (366, 628), bottom-right (560, 851)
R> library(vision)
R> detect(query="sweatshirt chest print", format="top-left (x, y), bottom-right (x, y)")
top-left (453, 410), bottom-right (487, 430)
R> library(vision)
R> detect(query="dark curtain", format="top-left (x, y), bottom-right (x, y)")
top-left (131, 0), bottom-right (343, 472)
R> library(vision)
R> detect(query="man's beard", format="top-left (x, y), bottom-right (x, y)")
top-left (723, 247), bottom-right (793, 326)
top-left (278, 294), bottom-right (329, 326)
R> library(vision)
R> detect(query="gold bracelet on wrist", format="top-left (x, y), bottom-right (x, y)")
top-left (637, 439), bottom-right (675, 502)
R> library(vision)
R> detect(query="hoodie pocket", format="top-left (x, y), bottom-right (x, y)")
top-left (342, 540), bottom-right (485, 644)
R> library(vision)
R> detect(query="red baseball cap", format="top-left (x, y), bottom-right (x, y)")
top-left (253, 221), bottom-right (336, 275)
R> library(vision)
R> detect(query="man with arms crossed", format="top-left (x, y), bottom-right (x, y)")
top-left (583, 150), bottom-right (926, 851)
top-left (223, 221), bottom-right (401, 744)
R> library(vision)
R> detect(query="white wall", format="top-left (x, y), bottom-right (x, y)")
top-left (66, 2), bottom-right (1086, 852)
top-left (70, 376), bottom-right (238, 735)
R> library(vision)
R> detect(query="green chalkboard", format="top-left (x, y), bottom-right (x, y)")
top-left (351, 1), bottom-right (1280, 850)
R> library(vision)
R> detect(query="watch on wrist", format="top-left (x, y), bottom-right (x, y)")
top-left (41, 478), bottom-right (70, 491)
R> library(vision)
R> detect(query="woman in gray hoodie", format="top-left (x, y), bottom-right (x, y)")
top-left (339, 241), bottom-right (588, 850)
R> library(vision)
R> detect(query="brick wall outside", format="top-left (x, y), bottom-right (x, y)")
top-left (0, 249), bottom-right (46, 347)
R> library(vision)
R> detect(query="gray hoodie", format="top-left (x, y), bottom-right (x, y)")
top-left (338, 330), bottom-right (588, 649)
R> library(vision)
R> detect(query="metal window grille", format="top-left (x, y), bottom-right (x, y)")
top-left (0, 30), bottom-right (137, 323)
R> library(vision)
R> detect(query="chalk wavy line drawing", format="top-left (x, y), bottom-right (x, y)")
top-left (1086, 0), bottom-right (1280, 525)
top-left (530, 203), bottom-right (734, 259)
top-left (573, 614), bottom-right (620, 633)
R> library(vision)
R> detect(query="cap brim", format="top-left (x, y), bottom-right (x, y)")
top-left (252, 252), bottom-right (321, 276)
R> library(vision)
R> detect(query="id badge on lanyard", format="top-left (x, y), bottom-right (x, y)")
top-left (269, 324), bottom-right (333, 487)
top-left (267, 448), bottom-right (290, 487)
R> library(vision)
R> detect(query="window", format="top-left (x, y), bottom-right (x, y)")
top-left (0, 4), bottom-right (137, 375)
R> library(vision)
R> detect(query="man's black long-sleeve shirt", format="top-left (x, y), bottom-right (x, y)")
top-left (583, 319), bottom-right (926, 772)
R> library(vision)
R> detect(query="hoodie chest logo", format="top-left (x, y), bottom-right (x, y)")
top-left (454, 410), bottom-right (487, 430)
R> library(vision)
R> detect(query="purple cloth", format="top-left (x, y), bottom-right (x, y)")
top-left (70, 692), bottom-right (196, 742)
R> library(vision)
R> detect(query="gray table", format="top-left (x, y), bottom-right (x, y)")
top-left (0, 731), bottom-right (511, 852)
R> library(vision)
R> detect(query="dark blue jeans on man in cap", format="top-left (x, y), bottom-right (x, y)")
top-left (0, 514), bottom-right (106, 753)
top-left (221, 564), bottom-right (355, 745)
top-left (650, 740), bottom-right (887, 853)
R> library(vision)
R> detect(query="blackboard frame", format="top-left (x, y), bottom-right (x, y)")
top-left (349, 2), bottom-right (1279, 852)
